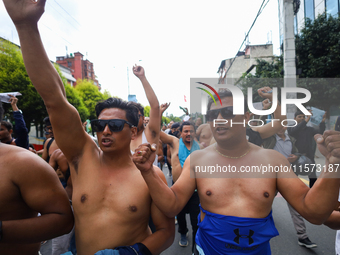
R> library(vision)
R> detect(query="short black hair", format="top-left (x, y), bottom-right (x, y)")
top-left (294, 110), bottom-right (304, 118)
top-left (129, 102), bottom-right (145, 117)
top-left (171, 122), bottom-right (180, 129)
top-left (43, 116), bottom-right (51, 127)
top-left (179, 121), bottom-right (195, 132)
top-left (0, 102), bottom-right (3, 122)
top-left (207, 90), bottom-right (248, 113)
top-left (95, 97), bottom-right (139, 127)
top-left (0, 121), bottom-right (13, 131)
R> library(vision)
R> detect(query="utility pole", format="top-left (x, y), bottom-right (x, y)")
top-left (283, 0), bottom-right (297, 119)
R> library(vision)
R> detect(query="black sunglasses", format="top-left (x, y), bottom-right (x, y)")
top-left (206, 106), bottom-right (235, 121)
top-left (91, 119), bottom-right (135, 132)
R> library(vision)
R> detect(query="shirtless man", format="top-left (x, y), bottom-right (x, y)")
top-left (134, 90), bottom-right (340, 254)
top-left (3, 1), bottom-right (174, 254)
top-left (129, 66), bottom-right (160, 166)
top-left (0, 102), bottom-right (74, 255)
top-left (196, 123), bottom-right (212, 148)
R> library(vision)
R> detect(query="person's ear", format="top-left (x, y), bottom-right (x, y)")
top-left (131, 126), bottom-right (138, 140)
top-left (9, 129), bottom-right (13, 135)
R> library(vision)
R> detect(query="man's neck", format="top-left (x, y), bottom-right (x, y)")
top-left (0, 136), bottom-right (12, 144)
top-left (183, 139), bottom-right (192, 150)
top-left (137, 126), bottom-right (145, 136)
top-left (277, 133), bottom-right (286, 140)
top-left (216, 136), bottom-right (250, 158)
top-left (101, 148), bottom-right (134, 168)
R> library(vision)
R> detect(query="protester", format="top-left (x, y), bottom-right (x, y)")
top-left (49, 149), bottom-right (75, 255)
top-left (288, 110), bottom-right (326, 187)
top-left (0, 101), bottom-right (74, 255)
top-left (133, 90), bottom-right (340, 255)
top-left (176, 122), bottom-right (200, 250)
top-left (0, 95), bottom-right (29, 149)
top-left (263, 127), bottom-right (317, 248)
top-left (3, 2), bottom-right (175, 254)
top-left (129, 65), bottom-right (160, 167)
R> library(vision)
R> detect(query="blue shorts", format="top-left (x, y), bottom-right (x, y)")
top-left (195, 205), bottom-right (279, 255)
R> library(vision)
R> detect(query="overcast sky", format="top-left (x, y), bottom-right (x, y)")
top-left (0, 0), bottom-right (280, 117)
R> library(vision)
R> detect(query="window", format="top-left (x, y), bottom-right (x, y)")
top-left (326, 0), bottom-right (339, 16)
top-left (294, 15), bottom-right (298, 34)
top-left (67, 61), bottom-right (72, 67)
top-left (304, 0), bottom-right (315, 21)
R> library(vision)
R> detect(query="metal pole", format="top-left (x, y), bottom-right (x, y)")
top-left (283, 0), bottom-right (297, 119)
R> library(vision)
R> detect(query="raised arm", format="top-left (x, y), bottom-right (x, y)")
top-left (251, 87), bottom-right (287, 139)
top-left (3, 0), bottom-right (89, 162)
top-left (278, 131), bottom-right (340, 224)
top-left (159, 131), bottom-right (182, 181)
top-left (133, 65), bottom-right (160, 145)
top-left (9, 95), bottom-right (29, 149)
top-left (133, 143), bottom-right (195, 218)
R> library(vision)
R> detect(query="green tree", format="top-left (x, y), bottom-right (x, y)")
top-left (296, 14), bottom-right (340, 78)
top-left (238, 57), bottom-right (283, 103)
top-left (75, 79), bottom-right (107, 119)
top-left (295, 14), bottom-right (340, 111)
top-left (54, 65), bottom-right (89, 121)
top-left (0, 38), bottom-right (47, 131)
top-left (144, 105), bottom-right (150, 117)
top-left (65, 85), bottom-right (89, 122)
top-left (168, 114), bottom-right (182, 123)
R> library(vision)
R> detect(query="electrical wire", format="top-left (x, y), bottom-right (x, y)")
top-left (223, 0), bottom-right (270, 79)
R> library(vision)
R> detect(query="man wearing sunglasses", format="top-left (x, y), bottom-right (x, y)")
top-left (134, 90), bottom-right (340, 255)
top-left (3, 1), bottom-right (174, 255)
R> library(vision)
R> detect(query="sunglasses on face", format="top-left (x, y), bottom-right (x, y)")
top-left (91, 119), bottom-right (135, 132)
top-left (206, 106), bottom-right (235, 121)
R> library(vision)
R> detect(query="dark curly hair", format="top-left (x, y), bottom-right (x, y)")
top-left (95, 97), bottom-right (139, 127)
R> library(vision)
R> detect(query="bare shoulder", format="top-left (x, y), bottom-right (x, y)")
top-left (251, 143), bottom-right (288, 164)
top-left (0, 144), bottom-right (57, 181)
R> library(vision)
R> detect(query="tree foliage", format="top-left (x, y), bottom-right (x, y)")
top-left (75, 79), bottom-right (108, 120)
top-left (0, 38), bottom-right (47, 131)
top-left (296, 14), bottom-right (340, 78)
top-left (238, 57), bottom-right (283, 103)
top-left (295, 14), bottom-right (340, 111)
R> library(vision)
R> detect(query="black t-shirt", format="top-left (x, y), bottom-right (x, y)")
top-left (246, 128), bottom-right (263, 146)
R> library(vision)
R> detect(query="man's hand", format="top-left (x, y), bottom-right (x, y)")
top-left (306, 109), bottom-right (312, 123)
top-left (262, 99), bottom-right (271, 110)
top-left (132, 65), bottom-right (145, 79)
top-left (287, 154), bottom-right (298, 163)
top-left (9, 95), bottom-right (19, 111)
top-left (160, 103), bottom-right (171, 116)
top-left (133, 143), bottom-right (157, 172)
top-left (3, 0), bottom-right (46, 27)
top-left (258, 86), bottom-right (273, 103)
top-left (315, 131), bottom-right (340, 165)
top-left (322, 111), bottom-right (327, 122)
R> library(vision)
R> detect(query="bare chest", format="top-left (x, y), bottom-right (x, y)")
top-left (196, 178), bottom-right (276, 217)
top-left (72, 169), bottom-right (151, 220)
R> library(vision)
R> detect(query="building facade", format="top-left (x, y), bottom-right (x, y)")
top-left (218, 44), bottom-right (275, 80)
top-left (56, 52), bottom-right (100, 89)
top-left (278, 0), bottom-right (339, 46)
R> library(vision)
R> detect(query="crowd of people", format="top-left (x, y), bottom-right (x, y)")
top-left (1, 1), bottom-right (340, 255)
